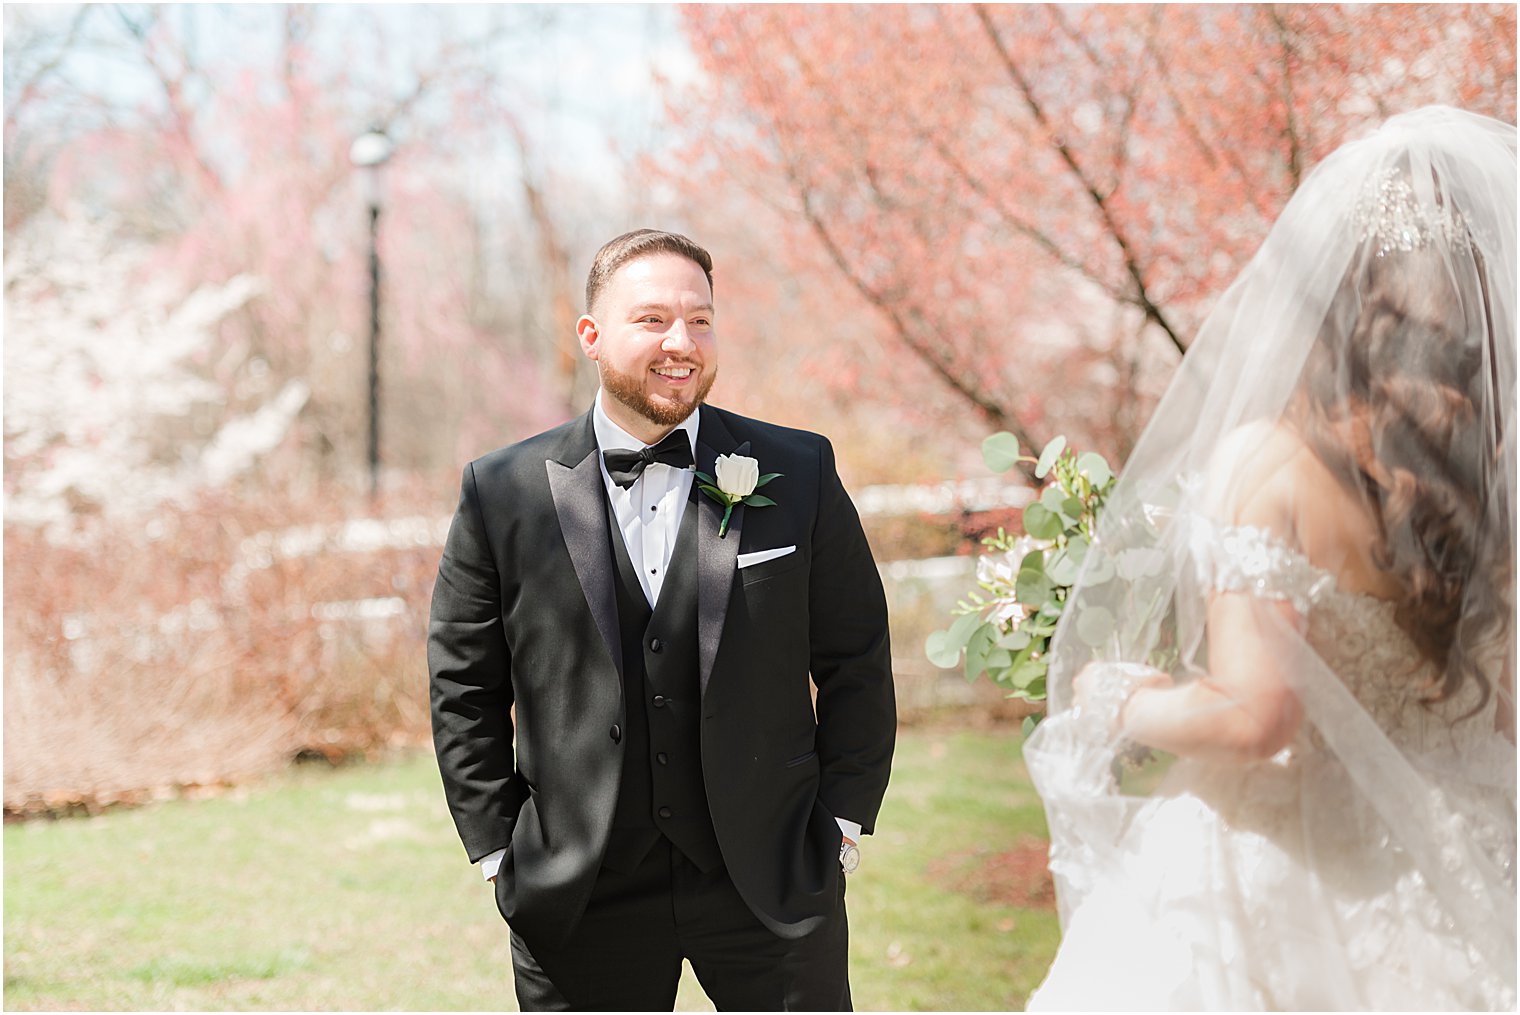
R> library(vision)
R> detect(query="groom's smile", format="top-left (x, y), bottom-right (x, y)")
top-left (578, 251), bottom-right (718, 443)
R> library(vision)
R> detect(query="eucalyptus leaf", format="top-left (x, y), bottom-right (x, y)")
top-left (1015, 566), bottom-right (1053, 604)
top-left (981, 432), bottom-right (1024, 474)
top-left (996, 629), bottom-right (1032, 651)
top-left (1008, 657), bottom-right (1048, 689)
top-left (946, 611), bottom-right (982, 649)
top-left (1023, 675), bottom-right (1047, 700)
top-left (1037, 599), bottom-right (1064, 620)
top-left (1076, 606), bottom-right (1115, 648)
top-left (1076, 452), bottom-right (1113, 488)
top-left (1045, 549), bottom-right (1079, 586)
top-left (1083, 553), bottom-right (1117, 585)
top-left (1018, 549), bottom-right (1046, 574)
top-left (1035, 435), bottom-right (1067, 478)
top-left (1022, 502), bottom-right (1063, 540)
top-left (1040, 485), bottom-right (1075, 522)
top-left (964, 623), bottom-right (995, 682)
top-left (985, 648), bottom-right (1014, 671)
top-left (1021, 714), bottom-right (1041, 736)
top-left (924, 630), bottom-right (962, 669)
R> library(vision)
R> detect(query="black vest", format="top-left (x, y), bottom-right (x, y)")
top-left (600, 488), bottom-right (723, 874)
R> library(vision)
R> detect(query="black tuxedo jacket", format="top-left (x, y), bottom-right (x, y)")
top-left (428, 405), bottom-right (896, 947)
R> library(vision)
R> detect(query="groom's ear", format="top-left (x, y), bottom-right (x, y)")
top-left (576, 314), bottom-right (600, 360)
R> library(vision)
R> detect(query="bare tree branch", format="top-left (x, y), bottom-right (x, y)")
top-left (1267, 4), bottom-right (1305, 190)
top-left (3, 4), bottom-right (96, 127)
top-left (790, 177), bottom-right (1041, 483)
top-left (973, 3), bottom-right (1188, 356)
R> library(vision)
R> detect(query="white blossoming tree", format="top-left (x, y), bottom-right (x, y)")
top-left (4, 210), bottom-right (308, 536)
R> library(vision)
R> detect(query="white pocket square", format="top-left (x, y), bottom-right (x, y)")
top-left (736, 545), bottom-right (797, 569)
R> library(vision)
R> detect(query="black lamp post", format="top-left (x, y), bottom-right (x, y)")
top-left (349, 127), bottom-right (393, 500)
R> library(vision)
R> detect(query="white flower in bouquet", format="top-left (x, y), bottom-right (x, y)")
top-left (1010, 534), bottom-right (1051, 561)
top-left (976, 549), bottom-right (1018, 585)
top-left (989, 596), bottom-right (1028, 625)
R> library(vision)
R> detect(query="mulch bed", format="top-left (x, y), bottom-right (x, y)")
top-left (926, 837), bottom-right (1056, 909)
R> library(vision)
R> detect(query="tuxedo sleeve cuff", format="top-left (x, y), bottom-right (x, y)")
top-left (835, 817), bottom-right (862, 844)
top-left (479, 848), bottom-right (507, 881)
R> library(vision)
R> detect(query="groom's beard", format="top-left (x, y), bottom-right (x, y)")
top-left (599, 360), bottom-right (718, 428)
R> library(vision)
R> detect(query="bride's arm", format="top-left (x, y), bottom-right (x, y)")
top-left (1085, 422), bottom-right (1311, 763)
top-left (1112, 595), bottom-right (1306, 763)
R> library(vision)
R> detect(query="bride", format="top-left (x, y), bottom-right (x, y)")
top-left (1023, 106), bottom-right (1516, 1011)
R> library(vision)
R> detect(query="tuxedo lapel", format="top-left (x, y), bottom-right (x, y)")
top-left (545, 413), bottom-right (623, 681)
top-left (695, 410), bottom-right (747, 701)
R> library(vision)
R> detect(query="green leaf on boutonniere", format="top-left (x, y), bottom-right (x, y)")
top-left (698, 462), bottom-right (784, 537)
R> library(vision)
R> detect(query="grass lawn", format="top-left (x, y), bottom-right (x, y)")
top-left (4, 726), bottom-right (1058, 1011)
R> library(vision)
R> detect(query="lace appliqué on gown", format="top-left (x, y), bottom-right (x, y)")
top-left (1188, 517), bottom-right (1338, 615)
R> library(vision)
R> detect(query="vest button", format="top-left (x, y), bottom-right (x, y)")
top-left (658, 806), bottom-right (673, 819)
top-left (656, 752), bottom-right (668, 765)
top-left (609, 724), bottom-right (622, 743)
top-left (650, 637), bottom-right (663, 653)
top-left (652, 695), bottom-right (667, 708)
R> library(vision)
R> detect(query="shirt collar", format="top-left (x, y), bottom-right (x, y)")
top-left (592, 390), bottom-right (701, 457)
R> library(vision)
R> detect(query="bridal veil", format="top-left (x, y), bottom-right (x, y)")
top-left (1024, 106), bottom-right (1516, 1009)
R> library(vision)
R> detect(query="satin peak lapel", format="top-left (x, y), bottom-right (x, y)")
top-left (546, 444), bottom-right (623, 681)
top-left (695, 430), bottom-right (748, 700)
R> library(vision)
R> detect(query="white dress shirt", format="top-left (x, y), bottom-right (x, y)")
top-left (478, 396), bottom-right (859, 880)
top-left (592, 393), bottom-right (701, 609)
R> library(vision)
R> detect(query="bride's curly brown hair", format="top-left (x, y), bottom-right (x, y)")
top-left (1293, 217), bottom-right (1510, 719)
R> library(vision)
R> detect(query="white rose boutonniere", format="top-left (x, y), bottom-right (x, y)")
top-left (696, 453), bottom-right (781, 537)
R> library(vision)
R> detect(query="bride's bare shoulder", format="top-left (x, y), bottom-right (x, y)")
top-left (1201, 420), bottom-right (1318, 533)
top-left (1206, 420), bottom-right (1398, 596)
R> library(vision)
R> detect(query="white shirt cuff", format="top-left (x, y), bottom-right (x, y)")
top-left (479, 847), bottom-right (507, 881)
top-left (835, 817), bottom-right (862, 844)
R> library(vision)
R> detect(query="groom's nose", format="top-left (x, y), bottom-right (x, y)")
top-left (662, 321), bottom-right (696, 354)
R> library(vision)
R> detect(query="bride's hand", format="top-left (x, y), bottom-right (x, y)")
top-left (1072, 661), bottom-right (1173, 708)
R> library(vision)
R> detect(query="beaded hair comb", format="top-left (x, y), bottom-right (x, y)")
top-left (1352, 167), bottom-right (1475, 256)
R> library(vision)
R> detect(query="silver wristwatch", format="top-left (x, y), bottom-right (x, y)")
top-left (839, 838), bottom-right (860, 874)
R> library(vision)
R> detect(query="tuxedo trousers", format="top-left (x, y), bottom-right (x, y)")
top-left (508, 839), bottom-right (851, 1011)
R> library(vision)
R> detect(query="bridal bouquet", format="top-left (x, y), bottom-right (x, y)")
top-left (925, 433), bottom-right (1117, 730)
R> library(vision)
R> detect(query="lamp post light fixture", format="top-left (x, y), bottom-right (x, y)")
top-left (349, 127), bottom-right (393, 501)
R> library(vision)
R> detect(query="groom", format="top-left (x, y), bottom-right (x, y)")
top-left (428, 229), bottom-right (896, 1010)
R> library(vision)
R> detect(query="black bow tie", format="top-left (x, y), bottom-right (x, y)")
top-left (603, 429), bottom-right (694, 489)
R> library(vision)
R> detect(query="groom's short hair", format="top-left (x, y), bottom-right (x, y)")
top-left (585, 229), bottom-right (714, 314)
